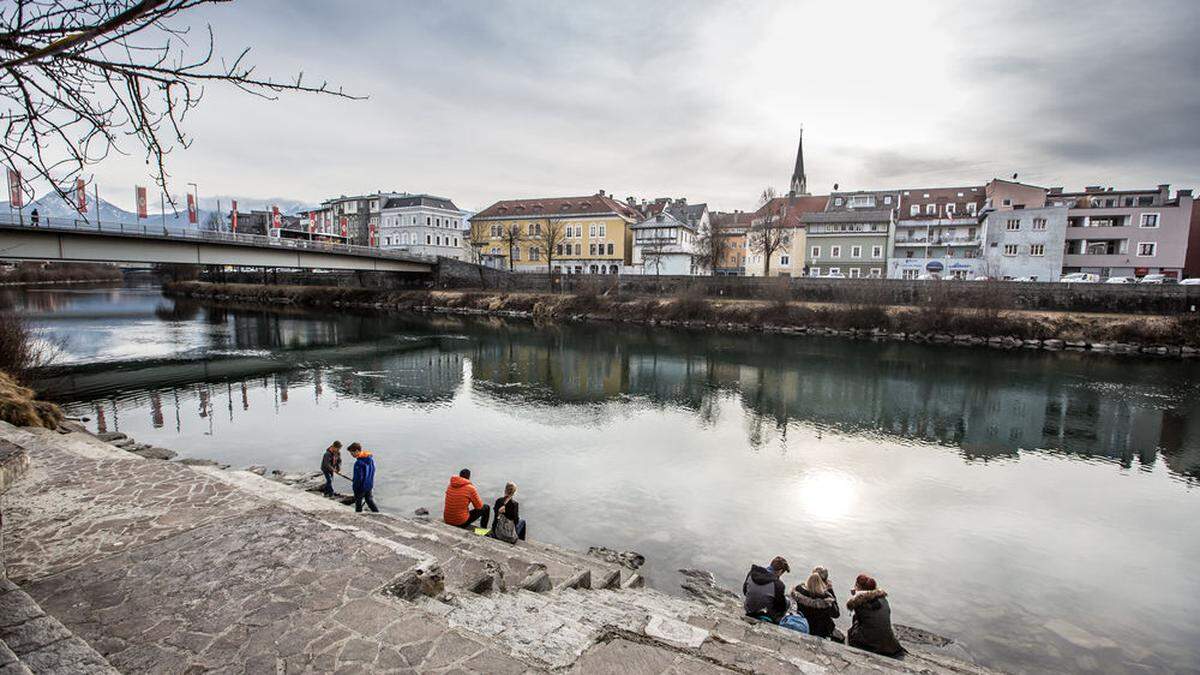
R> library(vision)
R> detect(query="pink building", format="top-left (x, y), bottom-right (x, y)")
top-left (1053, 185), bottom-right (1194, 279)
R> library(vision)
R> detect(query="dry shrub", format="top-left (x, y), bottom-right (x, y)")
top-left (662, 286), bottom-right (712, 321)
top-left (0, 371), bottom-right (62, 429)
top-left (0, 308), bottom-right (61, 383)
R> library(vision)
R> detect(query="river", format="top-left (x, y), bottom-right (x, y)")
top-left (10, 285), bottom-right (1200, 674)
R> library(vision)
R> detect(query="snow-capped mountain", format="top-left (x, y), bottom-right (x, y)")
top-left (0, 191), bottom-right (312, 228)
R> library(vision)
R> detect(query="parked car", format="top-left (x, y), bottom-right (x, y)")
top-left (971, 275), bottom-right (991, 281)
top-left (1011, 276), bottom-right (1037, 282)
top-left (1104, 276), bottom-right (1136, 284)
top-left (915, 273), bottom-right (941, 281)
top-left (1179, 278), bottom-right (1200, 286)
top-left (825, 272), bottom-right (846, 279)
top-left (1138, 274), bottom-right (1177, 284)
top-left (1060, 272), bottom-right (1100, 283)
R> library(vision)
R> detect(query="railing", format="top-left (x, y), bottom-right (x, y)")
top-left (0, 212), bottom-right (435, 264)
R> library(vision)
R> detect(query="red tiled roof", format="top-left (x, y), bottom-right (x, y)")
top-left (754, 195), bottom-right (829, 227)
top-left (471, 194), bottom-right (641, 221)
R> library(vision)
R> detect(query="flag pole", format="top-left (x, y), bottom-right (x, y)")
top-left (94, 183), bottom-right (100, 227)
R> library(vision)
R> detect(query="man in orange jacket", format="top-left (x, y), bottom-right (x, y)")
top-left (443, 468), bottom-right (490, 529)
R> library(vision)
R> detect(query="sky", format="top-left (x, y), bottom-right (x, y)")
top-left (47, 0), bottom-right (1200, 213)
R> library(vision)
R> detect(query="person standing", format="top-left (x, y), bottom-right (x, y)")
top-left (320, 440), bottom-right (343, 497)
top-left (30, 208), bottom-right (39, 227)
top-left (846, 574), bottom-right (903, 657)
top-left (443, 468), bottom-right (489, 530)
top-left (348, 442), bottom-right (378, 513)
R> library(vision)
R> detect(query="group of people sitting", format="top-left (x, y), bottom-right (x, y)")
top-left (743, 556), bottom-right (902, 658)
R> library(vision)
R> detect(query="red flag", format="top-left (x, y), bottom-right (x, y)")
top-left (7, 169), bottom-right (22, 208)
top-left (369, 221), bottom-right (377, 246)
top-left (271, 205), bottom-right (281, 229)
top-left (135, 186), bottom-right (148, 219)
top-left (231, 200), bottom-right (238, 232)
top-left (186, 192), bottom-right (197, 224)
top-left (76, 178), bottom-right (87, 213)
top-left (307, 213), bottom-right (315, 234)
top-left (340, 217), bottom-right (347, 238)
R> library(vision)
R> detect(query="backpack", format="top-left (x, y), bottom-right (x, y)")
top-left (491, 499), bottom-right (519, 544)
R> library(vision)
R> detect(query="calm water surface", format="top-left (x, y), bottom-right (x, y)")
top-left (13, 286), bottom-right (1200, 674)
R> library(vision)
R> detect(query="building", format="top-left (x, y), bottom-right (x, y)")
top-left (316, 194), bottom-right (389, 246)
top-left (1055, 184), bottom-right (1194, 279)
top-left (889, 186), bottom-right (986, 279)
top-left (800, 190), bottom-right (897, 278)
top-left (378, 194), bottom-right (468, 260)
top-left (981, 204), bottom-right (1069, 281)
top-left (745, 195), bottom-right (827, 276)
top-left (708, 211), bottom-right (753, 275)
top-left (630, 199), bottom-right (709, 275)
top-left (469, 191), bottom-right (642, 274)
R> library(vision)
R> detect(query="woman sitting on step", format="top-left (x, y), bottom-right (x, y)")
top-left (490, 482), bottom-right (527, 543)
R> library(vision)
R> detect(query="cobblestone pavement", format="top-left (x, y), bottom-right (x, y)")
top-left (0, 423), bottom-right (995, 674)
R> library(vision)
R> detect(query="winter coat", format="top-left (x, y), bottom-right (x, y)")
top-left (792, 586), bottom-right (840, 638)
top-left (742, 565), bottom-right (787, 623)
top-left (351, 453), bottom-right (375, 494)
top-left (320, 448), bottom-right (341, 475)
top-left (847, 589), bottom-right (903, 657)
top-left (493, 496), bottom-right (519, 524)
top-left (443, 475), bottom-right (483, 526)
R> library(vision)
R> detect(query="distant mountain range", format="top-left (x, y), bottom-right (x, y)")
top-left (0, 192), bottom-right (315, 228)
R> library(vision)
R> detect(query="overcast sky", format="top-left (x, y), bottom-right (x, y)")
top-left (80, 0), bottom-right (1200, 213)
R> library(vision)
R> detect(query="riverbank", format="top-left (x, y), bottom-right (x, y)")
top-left (0, 420), bottom-right (994, 673)
top-left (165, 280), bottom-right (1200, 357)
top-left (0, 262), bottom-right (122, 286)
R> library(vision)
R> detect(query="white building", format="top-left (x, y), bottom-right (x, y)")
top-left (378, 194), bottom-right (469, 260)
top-left (630, 200), bottom-right (708, 275)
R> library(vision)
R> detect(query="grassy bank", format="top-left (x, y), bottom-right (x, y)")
top-left (163, 281), bottom-right (1200, 353)
top-left (0, 262), bottom-right (122, 285)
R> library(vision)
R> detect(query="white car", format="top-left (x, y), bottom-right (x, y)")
top-left (1060, 272), bottom-right (1099, 283)
top-left (971, 275), bottom-right (991, 281)
top-left (1011, 276), bottom-right (1037, 282)
top-left (1104, 276), bottom-right (1136, 284)
top-left (1138, 274), bottom-right (1176, 284)
top-left (1179, 278), bottom-right (1200, 286)
top-left (915, 273), bottom-right (941, 281)
top-left (825, 272), bottom-right (846, 279)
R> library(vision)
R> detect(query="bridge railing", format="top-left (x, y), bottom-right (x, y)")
top-left (0, 212), bottom-right (435, 264)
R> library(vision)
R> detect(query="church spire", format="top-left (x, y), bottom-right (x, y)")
top-left (789, 127), bottom-right (809, 197)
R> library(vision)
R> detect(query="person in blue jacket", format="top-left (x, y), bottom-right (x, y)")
top-left (347, 442), bottom-right (378, 513)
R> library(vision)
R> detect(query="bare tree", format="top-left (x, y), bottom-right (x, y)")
top-left (534, 219), bottom-right (567, 281)
top-left (750, 187), bottom-right (789, 277)
top-left (694, 216), bottom-right (731, 276)
top-left (466, 219), bottom-right (490, 265)
top-left (642, 236), bottom-right (668, 276)
top-left (203, 209), bottom-right (221, 231)
top-left (498, 222), bottom-right (525, 271)
top-left (0, 1), bottom-right (361, 210)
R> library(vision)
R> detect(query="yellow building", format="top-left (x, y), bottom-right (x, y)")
top-left (744, 195), bottom-right (827, 277)
top-left (469, 191), bottom-right (642, 274)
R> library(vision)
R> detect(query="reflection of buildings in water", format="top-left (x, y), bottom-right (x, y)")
top-left (323, 349), bottom-right (465, 404)
top-left (470, 340), bottom-right (626, 402)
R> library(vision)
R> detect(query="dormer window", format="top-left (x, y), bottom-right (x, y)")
top-left (848, 195), bottom-right (875, 208)
top-left (910, 205), bottom-right (919, 216)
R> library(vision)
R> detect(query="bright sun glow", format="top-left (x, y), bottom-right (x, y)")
top-left (795, 470), bottom-right (859, 522)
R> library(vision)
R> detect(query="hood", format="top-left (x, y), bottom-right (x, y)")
top-left (847, 589), bottom-right (887, 610)
top-left (449, 475), bottom-right (472, 488)
top-left (747, 565), bottom-right (779, 586)
top-left (792, 587), bottom-right (835, 610)
top-left (355, 451), bottom-right (373, 460)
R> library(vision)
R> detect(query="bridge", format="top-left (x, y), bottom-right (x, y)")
top-left (0, 214), bottom-right (435, 273)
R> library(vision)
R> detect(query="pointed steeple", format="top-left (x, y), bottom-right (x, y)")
top-left (789, 127), bottom-right (809, 197)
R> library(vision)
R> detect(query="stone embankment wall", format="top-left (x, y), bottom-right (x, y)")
top-left (164, 281), bottom-right (1200, 358)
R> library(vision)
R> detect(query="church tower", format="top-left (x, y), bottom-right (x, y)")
top-left (788, 128), bottom-right (809, 197)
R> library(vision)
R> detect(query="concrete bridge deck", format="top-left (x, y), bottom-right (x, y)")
top-left (0, 215), bottom-right (434, 273)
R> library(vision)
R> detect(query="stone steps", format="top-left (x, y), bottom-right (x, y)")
top-left (0, 578), bottom-right (118, 674)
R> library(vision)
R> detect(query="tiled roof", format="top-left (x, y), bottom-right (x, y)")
top-left (382, 194), bottom-right (460, 211)
top-left (471, 194), bottom-right (641, 221)
top-left (755, 195), bottom-right (829, 227)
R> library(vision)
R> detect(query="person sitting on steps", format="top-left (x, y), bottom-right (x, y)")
top-left (490, 482), bottom-right (526, 543)
top-left (847, 573), bottom-right (903, 657)
top-left (443, 468), bottom-right (489, 530)
top-left (742, 556), bottom-right (790, 624)
top-left (792, 566), bottom-right (843, 642)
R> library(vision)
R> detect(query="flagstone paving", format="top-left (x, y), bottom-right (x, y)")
top-left (0, 422), bottom-right (995, 673)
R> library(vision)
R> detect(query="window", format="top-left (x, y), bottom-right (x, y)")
top-left (453, 237), bottom-right (459, 247)
top-left (1137, 242), bottom-right (1157, 257)
top-left (436, 236), bottom-right (441, 246)
top-left (589, 224), bottom-right (597, 237)
top-left (925, 204), bottom-right (936, 215)
top-left (831, 246), bottom-right (842, 258)
top-left (1002, 198), bottom-right (1012, 206)
top-left (849, 268), bottom-right (861, 278)
top-left (872, 245), bottom-right (883, 258)
top-left (607, 243), bottom-right (614, 255)
top-left (1032, 218), bottom-right (1047, 231)
top-left (1140, 213), bottom-right (1160, 228)
top-left (599, 223), bottom-right (606, 237)
top-left (811, 246), bottom-right (821, 258)
top-left (530, 247), bottom-right (540, 261)
top-left (532, 223), bottom-right (542, 235)
top-left (834, 198), bottom-right (844, 206)
top-left (909, 205), bottom-right (919, 216)
top-left (589, 243), bottom-right (597, 256)
top-left (512, 247), bottom-right (520, 261)
top-left (848, 195), bottom-right (875, 208)
top-left (1003, 244), bottom-right (1018, 256)
top-left (828, 267), bottom-right (841, 275)
top-left (780, 255), bottom-right (790, 266)
top-left (883, 196), bottom-right (892, 205)
top-left (902, 269), bottom-right (919, 280)
top-left (575, 243), bottom-right (582, 255)
top-left (967, 203), bottom-right (977, 216)
top-left (426, 234), bottom-right (432, 245)
top-left (556, 244), bottom-right (564, 256)
top-left (491, 224), bottom-right (501, 237)
top-left (851, 245), bottom-right (862, 258)
top-left (1006, 219), bottom-right (1020, 231)
top-left (810, 267), bottom-right (821, 276)
top-left (426, 216), bottom-right (431, 226)
top-left (1030, 244), bottom-right (1045, 256)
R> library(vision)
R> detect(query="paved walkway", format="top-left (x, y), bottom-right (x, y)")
top-left (0, 421), bottom-right (995, 673)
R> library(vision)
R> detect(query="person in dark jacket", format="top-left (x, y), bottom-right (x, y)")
top-left (742, 556), bottom-right (789, 623)
top-left (846, 574), bottom-right (903, 657)
top-left (319, 440), bottom-right (343, 496)
top-left (348, 442), bottom-right (378, 513)
top-left (491, 481), bottom-right (526, 541)
top-left (30, 208), bottom-right (39, 227)
top-left (792, 567), bottom-right (842, 642)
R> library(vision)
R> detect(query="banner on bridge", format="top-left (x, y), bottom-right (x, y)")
top-left (7, 169), bottom-right (22, 208)
top-left (76, 178), bottom-right (87, 213)
top-left (135, 186), bottom-right (148, 219)
top-left (231, 200), bottom-right (238, 233)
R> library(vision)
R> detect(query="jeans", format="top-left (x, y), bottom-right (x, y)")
top-left (354, 490), bottom-right (379, 513)
top-left (516, 519), bottom-right (527, 541)
top-left (460, 505), bottom-right (490, 530)
top-left (322, 471), bottom-right (334, 496)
